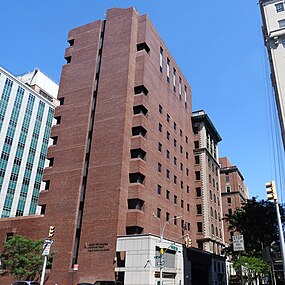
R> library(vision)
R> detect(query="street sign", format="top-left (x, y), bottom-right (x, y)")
top-left (42, 239), bottom-right (54, 256)
top-left (233, 235), bottom-right (245, 251)
top-left (73, 264), bottom-right (79, 271)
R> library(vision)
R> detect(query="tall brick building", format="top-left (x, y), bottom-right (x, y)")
top-left (219, 157), bottom-right (249, 244)
top-left (0, 7), bottom-right (228, 285)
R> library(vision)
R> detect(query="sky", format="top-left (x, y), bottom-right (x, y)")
top-left (0, 1), bottom-right (282, 200)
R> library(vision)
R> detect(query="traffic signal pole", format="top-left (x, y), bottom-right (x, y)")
top-left (266, 181), bottom-right (285, 282)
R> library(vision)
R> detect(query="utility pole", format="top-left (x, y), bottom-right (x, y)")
top-left (266, 180), bottom-right (285, 282)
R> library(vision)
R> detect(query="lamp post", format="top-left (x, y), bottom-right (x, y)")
top-left (153, 214), bottom-right (182, 285)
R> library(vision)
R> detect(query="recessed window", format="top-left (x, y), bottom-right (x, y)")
top-left (132, 126), bottom-right (147, 137)
top-left (129, 173), bottom-right (145, 184)
top-left (195, 155), bottom-right (200, 164)
top-left (228, 208), bottom-right (233, 215)
top-left (174, 156), bottom-right (177, 165)
top-left (167, 114), bottom-right (170, 122)
top-left (279, 19), bottom-right (285, 28)
top-left (68, 38), bottom-right (74, 46)
top-left (159, 123), bottom-right (162, 132)
top-left (166, 150), bottom-right (170, 159)
top-left (226, 174), bottom-right (230, 182)
top-left (174, 216), bottom-right (177, 225)
top-left (157, 184), bottom-right (161, 195)
top-left (174, 139), bottom-right (177, 147)
top-left (159, 104), bottom-right (163, 114)
top-left (194, 141), bottom-right (199, 149)
top-left (158, 163), bottom-right (162, 173)
top-left (195, 171), bottom-right (200, 180)
top-left (180, 129), bottom-right (182, 137)
top-left (174, 195), bottom-right (177, 204)
top-left (166, 169), bottom-right (170, 179)
top-left (157, 208), bottom-right (161, 218)
top-left (160, 47), bottom-right (163, 73)
top-left (167, 131), bottom-right (170, 140)
top-left (174, 175), bottom-right (177, 184)
top-left (133, 105), bottom-right (148, 116)
top-left (179, 77), bottom-right (182, 98)
top-left (196, 187), bottom-right (201, 197)
top-left (130, 148), bottom-right (146, 160)
top-left (51, 136), bottom-right (58, 145)
top-left (48, 157), bottom-right (54, 167)
top-left (186, 136), bottom-right (188, 143)
top-left (134, 85), bottom-right (149, 96)
top-left (276, 3), bottom-right (284, 13)
top-left (166, 190), bottom-right (170, 200)
top-left (173, 68), bottom-right (176, 92)
top-left (158, 142), bottom-right (162, 152)
top-left (226, 186), bottom-right (231, 193)
top-left (196, 204), bottom-right (202, 215)
top-left (227, 197), bottom-right (232, 204)
top-left (180, 162), bottom-right (183, 171)
top-left (55, 116), bottom-right (61, 125)
top-left (180, 181), bottom-right (183, 189)
top-left (197, 222), bottom-right (203, 233)
top-left (167, 58), bottom-right (170, 82)
top-left (166, 212), bottom-right (170, 221)
top-left (59, 97), bottom-right (65, 105)
top-left (187, 203), bottom-right (190, 212)
top-left (65, 56), bottom-right (72, 64)
top-left (173, 122), bottom-right (177, 130)
top-left (128, 199), bottom-right (144, 210)
top-left (186, 168), bottom-right (189, 176)
top-left (181, 200), bottom-right (184, 208)
top-left (137, 42), bottom-right (150, 53)
top-left (186, 152), bottom-right (189, 159)
top-left (180, 145), bottom-right (183, 154)
top-left (186, 185), bottom-right (189, 193)
top-left (45, 180), bottom-right (50, 190)
top-left (210, 190), bottom-right (212, 200)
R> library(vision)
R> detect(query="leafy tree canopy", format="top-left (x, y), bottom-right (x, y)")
top-left (0, 235), bottom-right (44, 280)
top-left (224, 197), bottom-right (285, 257)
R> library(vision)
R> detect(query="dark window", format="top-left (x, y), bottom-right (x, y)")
top-left (55, 116), bottom-right (61, 124)
top-left (180, 145), bottom-right (183, 154)
top-left (174, 216), bottom-right (177, 225)
top-left (186, 136), bottom-right (188, 143)
top-left (128, 199), bottom-right (144, 210)
top-left (186, 168), bottom-right (189, 176)
top-left (226, 186), bottom-right (231, 193)
top-left (157, 184), bottom-right (161, 195)
top-left (195, 171), bottom-right (201, 180)
top-left (194, 141), bottom-right (199, 149)
top-left (166, 150), bottom-right (170, 159)
top-left (126, 226), bottom-right (143, 235)
top-left (133, 105), bottom-right (148, 116)
top-left (134, 85), bottom-right (149, 96)
top-left (180, 180), bottom-right (183, 189)
top-left (166, 212), bottom-right (170, 221)
top-left (186, 185), bottom-right (189, 193)
top-left (40, 204), bottom-right (46, 215)
top-left (195, 155), bottom-right (200, 164)
top-left (196, 187), bottom-right (201, 197)
top-left (159, 123), bottom-right (162, 132)
top-left (180, 162), bottom-right (183, 171)
top-left (45, 180), bottom-right (50, 190)
top-left (166, 190), bottom-right (170, 200)
top-left (180, 129), bottom-right (182, 137)
top-left (137, 42), bottom-right (150, 53)
top-left (68, 38), bottom-right (74, 46)
top-left (174, 195), bottom-right (177, 204)
top-left (174, 156), bottom-right (177, 165)
top-left (174, 139), bottom-right (177, 147)
top-left (166, 169), bottom-right (170, 178)
top-left (130, 148), bottom-right (146, 160)
top-left (65, 56), bottom-right (72, 64)
top-left (227, 197), bottom-right (232, 204)
top-left (158, 142), bottom-right (162, 152)
top-left (193, 127), bottom-right (198, 134)
top-left (173, 122), bottom-right (177, 130)
top-left (187, 203), bottom-right (190, 212)
top-left (158, 163), bottom-right (162, 173)
top-left (196, 204), bottom-right (202, 215)
top-left (167, 131), bottom-right (170, 140)
top-left (197, 222), bottom-right (203, 233)
top-left (174, 175), bottom-right (177, 184)
top-left (59, 97), bottom-right (65, 105)
top-left (228, 208), bottom-right (233, 215)
top-left (181, 200), bottom-right (184, 208)
top-left (51, 136), bottom-right (58, 145)
top-left (129, 173), bottom-right (145, 184)
top-left (132, 126), bottom-right (147, 137)
top-left (159, 104), bottom-right (163, 114)
top-left (167, 114), bottom-right (170, 122)
top-left (157, 208), bottom-right (161, 218)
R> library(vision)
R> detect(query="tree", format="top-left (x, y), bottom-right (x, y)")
top-left (224, 197), bottom-right (285, 257)
top-left (234, 256), bottom-right (270, 284)
top-left (0, 235), bottom-right (44, 280)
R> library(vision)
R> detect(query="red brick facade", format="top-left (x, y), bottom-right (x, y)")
top-left (0, 7), bottom-right (198, 284)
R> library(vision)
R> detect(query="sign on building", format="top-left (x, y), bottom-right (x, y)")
top-left (233, 235), bottom-right (245, 251)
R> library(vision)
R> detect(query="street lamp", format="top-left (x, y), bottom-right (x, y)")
top-left (153, 214), bottom-right (182, 285)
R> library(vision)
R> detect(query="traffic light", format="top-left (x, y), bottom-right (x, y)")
top-left (266, 180), bottom-right (278, 203)
top-left (185, 237), bottom-right (192, 248)
top-left (160, 248), bottom-right (164, 255)
top-left (48, 226), bottom-right (55, 238)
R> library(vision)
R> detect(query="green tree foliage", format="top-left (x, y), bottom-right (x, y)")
top-left (234, 256), bottom-right (270, 284)
top-left (224, 197), bottom-right (285, 257)
top-left (0, 235), bottom-right (44, 280)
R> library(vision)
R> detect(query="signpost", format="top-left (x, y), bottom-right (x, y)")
top-left (233, 235), bottom-right (245, 252)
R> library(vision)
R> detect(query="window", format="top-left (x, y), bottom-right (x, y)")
top-left (173, 122), bottom-right (177, 130)
top-left (137, 42), bottom-right (150, 53)
top-left (185, 136), bottom-right (188, 144)
top-left (173, 68), bottom-right (176, 92)
top-left (174, 139), bottom-right (177, 147)
top-left (179, 77), bottom-right (182, 98)
top-left (195, 171), bottom-right (200, 180)
top-left (134, 85), bottom-right (149, 95)
top-left (158, 142), bottom-right (162, 152)
top-left (180, 129), bottom-right (182, 137)
top-left (174, 156), bottom-right (177, 165)
top-left (209, 174), bottom-right (212, 184)
top-left (174, 195), bottom-right (177, 204)
top-left (166, 212), bottom-right (170, 221)
top-left (186, 185), bottom-right (189, 193)
top-left (180, 181), bottom-right (183, 189)
top-left (226, 186), bottom-right (231, 193)
top-left (180, 162), bottom-right (183, 171)
top-left (55, 116), bottom-right (61, 125)
top-left (157, 208), bottom-right (161, 218)
top-left (166, 150), bottom-right (170, 159)
top-left (194, 141), bottom-right (199, 149)
top-left (180, 145), bottom-right (183, 153)
top-left (129, 173), bottom-right (145, 184)
top-left (159, 123), bottom-right (162, 132)
top-left (132, 126), bottom-right (147, 137)
top-left (166, 169), bottom-right (170, 179)
top-left (181, 200), bottom-right (184, 208)
top-left (196, 204), bottom-right (202, 215)
top-left (157, 184), bottom-right (161, 195)
top-left (196, 187), bottom-right (201, 197)
top-left (167, 58), bottom-right (170, 82)
top-left (133, 105), bottom-right (148, 116)
top-left (226, 174), bottom-right (229, 182)
top-left (166, 190), bottom-right (170, 200)
top-left (128, 199), bottom-right (144, 210)
top-left (195, 155), bottom-right (200, 164)
top-left (159, 104), bottom-right (163, 113)
top-left (276, 3), bottom-right (284, 13)
top-left (167, 114), bottom-right (170, 122)
top-left (197, 222), bottom-right (203, 233)
top-left (160, 47), bottom-right (163, 73)
top-left (174, 175), bottom-right (177, 184)
top-left (278, 19), bottom-right (285, 27)
top-left (167, 131), bottom-right (170, 140)
top-left (228, 208), bottom-right (233, 215)
top-left (186, 168), bottom-right (189, 176)
top-left (158, 163), bottom-right (162, 173)
top-left (186, 152), bottom-right (189, 159)
top-left (59, 97), bottom-right (64, 105)
top-left (227, 197), bottom-right (232, 204)
top-left (184, 85), bottom-right (187, 103)
top-left (131, 148), bottom-right (146, 160)
top-left (187, 203), bottom-right (190, 212)
top-left (174, 215), bottom-right (177, 225)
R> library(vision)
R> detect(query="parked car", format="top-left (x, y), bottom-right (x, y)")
top-left (12, 281), bottom-right (40, 285)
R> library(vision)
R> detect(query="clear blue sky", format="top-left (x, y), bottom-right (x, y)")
top-left (0, 1), bottom-right (280, 200)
